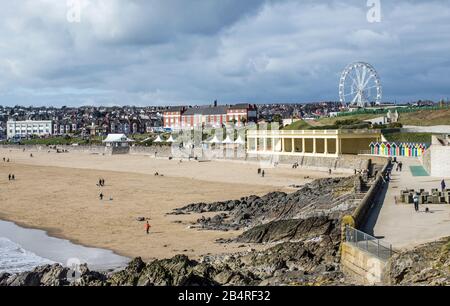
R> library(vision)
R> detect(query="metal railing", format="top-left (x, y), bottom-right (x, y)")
top-left (345, 226), bottom-right (393, 260)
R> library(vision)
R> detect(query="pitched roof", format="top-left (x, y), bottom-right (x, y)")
top-left (103, 134), bottom-right (134, 143)
top-left (183, 106), bottom-right (228, 116)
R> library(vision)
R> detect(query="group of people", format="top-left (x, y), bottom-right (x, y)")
top-left (292, 162), bottom-right (299, 169)
top-left (412, 179), bottom-right (446, 213)
top-left (2, 157), bottom-right (10, 162)
top-left (97, 178), bottom-right (112, 201)
top-left (8, 174), bottom-right (16, 181)
top-left (97, 178), bottom-right (106, 187)
top-left (395, 161), bottom-right (403, 172)
top-left (257, 168), bottom-right (265, 177)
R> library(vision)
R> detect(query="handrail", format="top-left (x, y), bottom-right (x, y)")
top-left (345, 226), bottom-right (393, 260)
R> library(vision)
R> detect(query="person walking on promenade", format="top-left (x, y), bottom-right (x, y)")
top-left (145, 221), bottom-right (151, 234)
top-left (441, 179), bottom-right (446, 192)
top-left (413, 194), bottom-right (419, 212)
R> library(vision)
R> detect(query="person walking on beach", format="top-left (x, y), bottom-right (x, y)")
top-left (145, 221), bottom-right (151, 234)
top-left (413, 193), bottom-right (419, 212)
top-left (398, 162), bottom-right (403, 172)
top-left (8, 174), bottom-right (11, 181)
top-left (11, 174), bottom-right (15, 180)
top-left (441, 179), bottom-right (446, 192)
top-left (262, 170), bottom-right (265, 178)
top-left (99, 193), bottom-right (104, 200)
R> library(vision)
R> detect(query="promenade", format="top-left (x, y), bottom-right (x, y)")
top-left (366, 158), bottom-right (450, 250)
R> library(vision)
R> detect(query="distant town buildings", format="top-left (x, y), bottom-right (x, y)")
top-left (7, 120), bottom-right (52, 139)
top-left (163, 103), bottom-right (257, 130)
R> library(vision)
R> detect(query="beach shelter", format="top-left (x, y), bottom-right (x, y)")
top-left (153, 135), bottom-right (162, 142)
top-left (103, 133), bottom-right (134, 147)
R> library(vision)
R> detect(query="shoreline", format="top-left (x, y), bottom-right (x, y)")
top-left (0, 219), bottom-right (129, 272)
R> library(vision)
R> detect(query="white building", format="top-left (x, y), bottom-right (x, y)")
top-left (7, 120), bottom-right (52, 139)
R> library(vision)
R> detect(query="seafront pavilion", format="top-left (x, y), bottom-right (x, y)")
top-left (246, 129), bottom-right (381, 157)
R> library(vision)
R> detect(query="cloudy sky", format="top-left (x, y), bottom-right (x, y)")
top-left (0, 0), bottom-right (449, 106)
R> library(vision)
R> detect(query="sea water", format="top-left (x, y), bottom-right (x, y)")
top-left (0, 237), bottom-right (55, 274)
top-left (0, 220), bottom-right (129, 274)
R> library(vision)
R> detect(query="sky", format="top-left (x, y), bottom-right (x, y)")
top-left (0, 0), bottom-right (449, 107)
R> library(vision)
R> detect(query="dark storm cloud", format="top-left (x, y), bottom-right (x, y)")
top-left (0, 0), bottom-right (449, 106)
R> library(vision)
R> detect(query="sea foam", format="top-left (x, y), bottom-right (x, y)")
top-left (0, 237), bottom-right (55, 274)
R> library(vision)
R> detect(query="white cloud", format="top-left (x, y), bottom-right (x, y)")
top-left (0, 0), bottom-right (449, 106)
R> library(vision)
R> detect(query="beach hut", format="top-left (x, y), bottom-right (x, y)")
top-left (166, 135), bottom-right (175, 143)
top-left (399, 143), bottom-right (405, 156)
top-left (386, 143), bottom-right (391, 156)
top-left (391, 142), bottom-right (398, 156)
top-left (369, 142), bottom-right (376, 155)
top-left (222, 135), bottom-right (234, 144)
top-left (406, 143), bottom-right (412, 157)
top-left (395, 143), bottom-right (401, 156)
top-left (208, 135), bottom-right (221, 144)
top-left (234, 135), bottom-right (246, 145)
top-left (418, 144), bottom-right (426, 156)
top-left (374, 142), bottom-right (381, 155)
top-left (380, 143), bottom-right (387, 156)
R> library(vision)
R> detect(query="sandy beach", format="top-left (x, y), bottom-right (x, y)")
top-left (0, 148), bottom-right (342, 261)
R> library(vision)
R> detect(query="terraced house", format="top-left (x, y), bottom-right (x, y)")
top-left (163, 103), bottom-right (257, 130)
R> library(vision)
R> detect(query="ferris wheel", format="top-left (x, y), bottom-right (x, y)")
top-left (339, 62), bottom-right (382, 107)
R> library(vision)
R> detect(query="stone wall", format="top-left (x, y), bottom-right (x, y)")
top-left (245, 153), bottom-right (385, 173)
top-left (422, 145), bottom-right (450, 177)
top-left (341, 242), bottom-right (388, 284)
top-left (403, 125), bottom-right (450, 134)
top-left (129, 145), bottom-right (172, 157)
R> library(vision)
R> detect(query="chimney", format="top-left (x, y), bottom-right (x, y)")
top-left (214, 100), bottom-right (218, 107)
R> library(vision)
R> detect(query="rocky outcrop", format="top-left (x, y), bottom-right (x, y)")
top-left (1, 264), bottom-right (69, 286)
top-left (235, 216), bottom-right (338, 244)
top-left (0, 235), bottom-right (347, 286)
top-left (172, 176), bottom-right (358, 231)
top-left (388, 237), bottom-right (450, 285)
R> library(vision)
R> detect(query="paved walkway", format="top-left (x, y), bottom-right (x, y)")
top-left (366, 157), bottom-right (450, 250)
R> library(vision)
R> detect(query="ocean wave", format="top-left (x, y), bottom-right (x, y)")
top-left (0, 237), bottom-right (55, 274)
